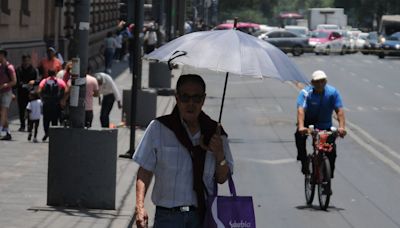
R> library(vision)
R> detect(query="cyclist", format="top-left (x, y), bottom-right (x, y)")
top-left (295, 70), bottom-right (346, 178)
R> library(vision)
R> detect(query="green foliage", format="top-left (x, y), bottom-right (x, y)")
top-left (219, 8), bottom-right (268, 24)
top-left (218, 0), bottom-right (400, 30)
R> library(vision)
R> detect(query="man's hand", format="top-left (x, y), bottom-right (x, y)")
top-left (28, 80), bottom-right (35, 85)
top-left (60, 99), bottom-right (67, 109)
top-left (117, 101), bottom-right (122, 109)
top-left (207, 124), bottom-right (224, 161)
top-left (0, 83), bottom-right (8, 90)
top-left (298, 126), bottom-right (308, 135)
top-left (135, 206), bottom-right (149, 228)
top-left (338, 127), bottom-right (347, 138)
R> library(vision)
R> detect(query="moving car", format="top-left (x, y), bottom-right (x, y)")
top-left (259, 30), bottom-right (310, 56)
top-left (378, 32), bottom-right (400, 58)
top-left (284, 25), bottom-right (309, 37)
top-left (361, 32), bottom-right (379, 55)
top-left (214, 22), bottom-right (260, 35)
top-left (312, 30), bottom-right (346, 55)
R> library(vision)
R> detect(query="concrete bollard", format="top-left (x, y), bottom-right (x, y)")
top-left (122, 88), bottom-right (157, 127)
top-left (47, 127), bottom-right (117, 210)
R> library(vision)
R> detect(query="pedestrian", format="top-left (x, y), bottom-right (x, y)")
top-left (143, 24), bottom-right (158, 54)
top-left (38, 70), bottom-right (67, 142)
top-left (38, 47), bottom-right (62, 79)
top-left (103, 32), bottom-right (118, 74)
top-left (113, 31), bottom-right (123, 61)
top-left (0, 48), bottom-right (17, 140)
top-left (295, 70), bottom-right (346, 178)
top-left (94, 72), bottom-right (121, 128)
top-left (84, 74), bottom-right (99, 128)
top-left (56, 60), bottom-right (73, 84)
top-left (132, 74), bottom-right (234, 228)
top-left (26, 91), bottom-right (42, 143)
top-left (16, 54), bottom-right (39, 131)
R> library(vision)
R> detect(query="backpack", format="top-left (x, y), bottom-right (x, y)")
top-left (42, 78), bottom-right (62, 102)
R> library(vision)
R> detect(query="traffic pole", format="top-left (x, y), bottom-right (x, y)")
top-left (69, 0), bottom-right (90, 128)
top-left (120, 0), bottom-right (144, 158)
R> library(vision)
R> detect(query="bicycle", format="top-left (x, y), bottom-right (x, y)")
top-left (304, 125), bottom-right (338, 210)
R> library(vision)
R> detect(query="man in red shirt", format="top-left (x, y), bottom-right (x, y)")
top-left (38, 47), bottom-right (62, 79)
top-left (38, 70), bottom-right (67, 141)
top-left (0, 48), bottom-right (17, 140)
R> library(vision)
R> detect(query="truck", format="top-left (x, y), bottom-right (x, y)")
top-left (308, 8), bottom-right (347, 31)
top-left (379, 15), bottom-right (400, 36)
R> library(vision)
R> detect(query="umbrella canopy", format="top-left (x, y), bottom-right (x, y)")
top-left (145, 29), bottom-right (309, 83)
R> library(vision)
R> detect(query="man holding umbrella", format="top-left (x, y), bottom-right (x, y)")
top-left (133, 74), bottom-right (234, 228)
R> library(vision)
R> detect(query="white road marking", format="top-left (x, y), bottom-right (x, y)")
top-left (335, 117), bottom-right (400, 165)
top-left (377, 85), bottom-right (384, 89)
top-left (395, 93), bottom-right (400, 97)
top-left (357, 106), bottom-right (365, 111)
top-left (237, 157), bottom-right (296, 165)
top-left (362, 78), bottom-right (370, 83)
top-left (363, 60), bottom-right (373, 64)
top-left (372, 107), bottom-right (379, 111)
top-left (350, 72), bottom-right (356, 76)
top-left (345, 123), bottom-right (400, 174)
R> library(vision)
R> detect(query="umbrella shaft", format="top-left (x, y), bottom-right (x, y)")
top-left (219, 72), bottom-right (229, 123)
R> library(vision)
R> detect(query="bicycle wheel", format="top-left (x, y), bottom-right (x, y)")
top-left (318, 155), bottom-right (331, 210)
top-left (304, 155), bottom-right (315, 205)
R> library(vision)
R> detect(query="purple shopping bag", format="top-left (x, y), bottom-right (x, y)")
top-left (204, 176), bottom-right (256, 228)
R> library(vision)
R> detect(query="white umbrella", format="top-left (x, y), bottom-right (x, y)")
top-left (145, 29), bottom-right (309, 122)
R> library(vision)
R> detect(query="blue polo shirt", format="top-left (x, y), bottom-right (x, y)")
top-left (297, 84), bottom-right (343, 130)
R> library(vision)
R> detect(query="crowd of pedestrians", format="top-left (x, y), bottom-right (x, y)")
top-left (0, 46), bottom-right (121, 142)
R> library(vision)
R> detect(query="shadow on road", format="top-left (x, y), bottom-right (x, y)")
top-left (295, 205), bottom-right (345, 212)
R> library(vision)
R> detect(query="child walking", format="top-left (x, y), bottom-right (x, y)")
top-left (26, 91), bottom-right (42, 143)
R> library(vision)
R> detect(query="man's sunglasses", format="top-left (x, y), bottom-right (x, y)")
top-left (178, 94), bottom-right (205, 103)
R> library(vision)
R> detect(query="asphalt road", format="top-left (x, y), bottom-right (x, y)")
top-left (196, 53), bottom-right (400, 228)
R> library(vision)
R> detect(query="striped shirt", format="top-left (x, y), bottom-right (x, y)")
top-left (133, 119), bottom-right (234, 208)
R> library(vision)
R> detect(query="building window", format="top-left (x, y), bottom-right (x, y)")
top-left (21, 0), bottom-right (30, 17)
top-left (1, 0), bottom-right (11, 15)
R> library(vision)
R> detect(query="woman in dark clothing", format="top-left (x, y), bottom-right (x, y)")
top-left (15, 54), bottom-right (38, 131)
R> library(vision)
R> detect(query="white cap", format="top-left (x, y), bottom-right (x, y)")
top-left (311, 70), bottom-right (327, 81)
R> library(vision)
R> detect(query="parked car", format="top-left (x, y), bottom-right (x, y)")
top-left (316, 24), bottom-right (340, 30)
top-left (355, 32), bottom-right (369, 51)
top-left (284, 25), bottom-right (309, 37)
top-left (362, 32), bottom-right (379, 55)
top-left (214, 22), bottom-right (260, 35)
top-left (339, 30), bottom-right (357, 53)
top-left (313, 30), bottom-right (346, 55)
top-left (378, 32), bottom-right (400, 58)
top-left (259, 30), bottom-right (310, 56)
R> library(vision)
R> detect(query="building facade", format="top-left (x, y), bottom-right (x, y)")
top-left (0, 0), bottom-right (120, 68)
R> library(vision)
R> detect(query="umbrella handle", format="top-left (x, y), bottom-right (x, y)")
top-left (168, 50), bottom-right (187, 70)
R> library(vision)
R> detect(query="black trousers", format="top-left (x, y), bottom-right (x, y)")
top-left (43, 103), bottom-right (61, 135)
top-left (18, 92), bottom-right (29, 128)
top-left (295, 130), bottom-right (337, 176)
top-left (28, 119), bottom-right (40, 138)
top-left (100, 94), bottom-right (115, 128)
top-left (85, 110), bottom-right (93, 128)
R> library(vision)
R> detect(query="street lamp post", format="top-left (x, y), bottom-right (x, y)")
top-left (120, 0), bottom-right (144, 158)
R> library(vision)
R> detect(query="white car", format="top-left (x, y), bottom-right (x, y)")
top-left (316, 24), bottom-right (340, 30)
top-left (314, 31), bottom-right (346, 55)
top-left (355, 33), bottom-right (369, 50)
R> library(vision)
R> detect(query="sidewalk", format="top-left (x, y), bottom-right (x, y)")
top-left (0, 59), bottom-right (176, 228)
